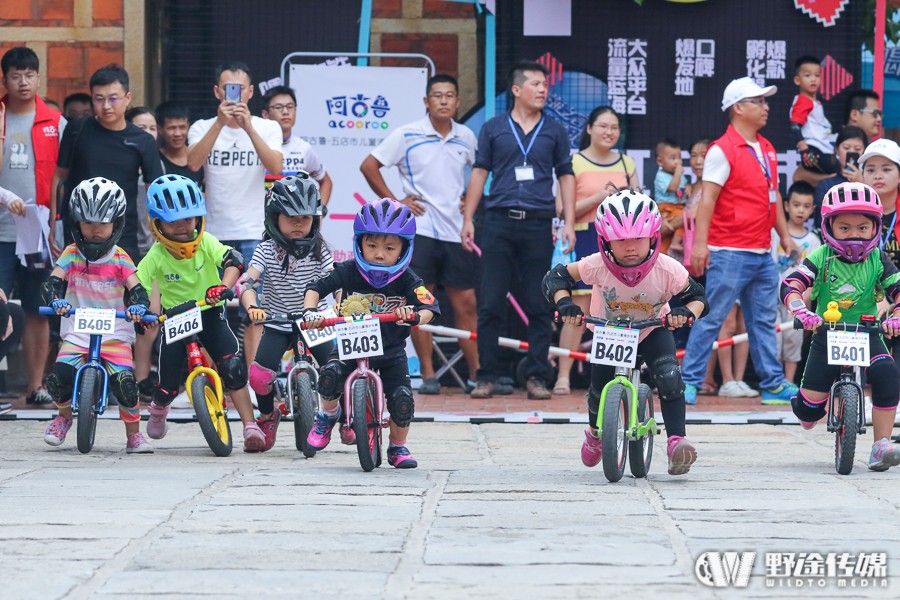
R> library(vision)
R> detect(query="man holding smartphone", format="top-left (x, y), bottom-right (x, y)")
top-left (811, 125), bottom-right (869, 228)
top-left (187, 61), bottom-right (282, 364)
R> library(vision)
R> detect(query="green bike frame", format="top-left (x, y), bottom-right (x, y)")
top-left (596, 366), bottom-right (657, 441)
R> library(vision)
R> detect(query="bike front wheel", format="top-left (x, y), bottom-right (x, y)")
top-left (190, 374), bottom-right (233, 457)
top-left (628, 383), bottom-right (655, 478)
top-left (601, 384), bottom-right (629, 482)
top-left (292, 370), bottom-right (318, 458)
top-left (834, 383), bottom-right (859, 475)
top-left (75, 368), bottom-right (100, 454)
top-left (351, 378), bottom-right (381, 472)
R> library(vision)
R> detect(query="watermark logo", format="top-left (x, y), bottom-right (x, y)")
top-left (765, 552), bottom-right (887, 589)
top-left (325, 93), bottom-right (391, 130)
top-left (695, 552), bottom-right (756, 588)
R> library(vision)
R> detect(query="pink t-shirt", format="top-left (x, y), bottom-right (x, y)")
top-left (577, 252), bottom-right (689, 341)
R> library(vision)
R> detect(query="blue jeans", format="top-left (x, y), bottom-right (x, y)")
top-left (220, 239), bottom-right (260, 319)
top-left (681, 250), bottom-right (785, 390)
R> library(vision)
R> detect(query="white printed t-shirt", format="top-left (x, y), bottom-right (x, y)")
top-left (279, 135), bottom-right (326, 181)
top-left (578, 252), bottom-right (689, 341)
top-left (370, 117), bottom-right (476, 242)
top-left (188, 116), bottom-right (282, 240)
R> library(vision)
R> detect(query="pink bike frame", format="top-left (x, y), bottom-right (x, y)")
top-left (304, 313), bottom-right (402, 432)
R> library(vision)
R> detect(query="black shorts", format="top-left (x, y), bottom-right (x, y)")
top-left (410, 234), bottom-right (478, 290)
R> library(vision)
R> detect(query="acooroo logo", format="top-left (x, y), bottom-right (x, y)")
top-left (325, 93), bottom-right (391, 129)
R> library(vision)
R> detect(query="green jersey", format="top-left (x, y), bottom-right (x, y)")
top-left (137, 234), bottom-right (232, 310)
top-left (800, 246), bottom-right (900, 323)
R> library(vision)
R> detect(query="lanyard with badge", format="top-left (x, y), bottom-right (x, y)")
top-left (508, 114), bottom-right (544, 182)
top-left (745, 146), bottom-right (776, 204)
top-left (881, 211), bottom-right (898, 250)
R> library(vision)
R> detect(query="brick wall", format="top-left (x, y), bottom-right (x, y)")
top-left (0, 0), bottom-right (142, 106)
top-left (370, 0), bottom-right (479, 115)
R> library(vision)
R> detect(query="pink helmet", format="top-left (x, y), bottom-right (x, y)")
top-left (594, 190), bottom-right (662, 286)
top-left (821, 182), bottom-right (883, 262)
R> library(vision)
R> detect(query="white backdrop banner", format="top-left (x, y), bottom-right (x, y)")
top-left (288, 64), bottom-right (428, 262)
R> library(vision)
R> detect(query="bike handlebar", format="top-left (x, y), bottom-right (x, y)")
top-left (39, 306), bottom-right (158, 322)
top-left (793, 317), bottom-right (884, 334)
top-left (157, 288), bottom-right (235, 323)
top-left (306, 312), bottom-right (403, 330)
top-left (583, 316), bottom-right (681, 330)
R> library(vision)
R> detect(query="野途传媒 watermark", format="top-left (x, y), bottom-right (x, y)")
top-left (694, 551), bottom-right (889, 588)
top-left (765, 552), bottom-right (888, 589)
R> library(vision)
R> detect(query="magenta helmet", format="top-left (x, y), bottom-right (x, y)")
top-left (594, 190), bottom-right (662, 286)
top-left (353, 198), bottom-right (417, 288)
top-left (821, 182), bottom-right (882, 263)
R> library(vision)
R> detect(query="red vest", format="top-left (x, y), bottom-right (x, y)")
top-left (707, 124), bottom-right (778, 250)
top-left (1, 95), bottom-right (62, 208)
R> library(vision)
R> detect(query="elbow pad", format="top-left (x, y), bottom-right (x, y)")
top-left (41, 275), bottom-right (67, 305)
top-left (542, 263), bottom-right (577, 306)
top-left (221, 248), bottom-right (244, 273)
top-left (125, 283), bottom-right (150, 309)
top-left (675, 277), bottom-right (709, 318)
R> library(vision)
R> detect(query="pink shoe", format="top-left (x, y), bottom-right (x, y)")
top-left (146, 402), bottom-right (170, 440)
top-left (307, 411), bottom-right (339, 450)
top-left (667, 436), bottom-right (698, 475)
top-left (257, 411), bottom-right (281, 452)
top-left (44, 415), bottom-right (73, 447)
top-left (800, 420), bottom-right (818, 430)
top-left (243, 421), bottom-right (266, 452)
top-left (581, 428), bottom-right (602, 467)
top-left (339, 426), bottom-right (356, 445)
top-left (126, 432), bottom-right (154, 454)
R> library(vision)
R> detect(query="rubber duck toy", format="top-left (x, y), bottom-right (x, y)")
top-left (823, 301), bottom-right (842, 323)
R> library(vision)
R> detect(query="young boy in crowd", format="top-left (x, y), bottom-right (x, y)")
top-left (771, 181), bottom-right (821, 390)
top-left (654, 138), bottom-right (690, 253)
top-left (790, 56), bottom-right (839, 175)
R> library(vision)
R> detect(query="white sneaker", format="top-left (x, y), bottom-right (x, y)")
top-left (170, 390), bottom-right (191, 409)
top-left (718, 381), bottom-right (745, 397)
top-left (735, 380), bottom-right (760, 397)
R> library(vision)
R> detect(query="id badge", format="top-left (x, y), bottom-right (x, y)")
top-left (769, 188), bottom-right (777, 204)
top-left (515, 165), bottom-right (535, 182)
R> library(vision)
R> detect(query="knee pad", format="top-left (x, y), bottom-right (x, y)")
top-left (317, 360), bottom-right (344, 400)
top-left (44, 367), bottom-right (74, 405)
top-left (217, 354), bottom-right (248, 390)
top-left (791, 390), bottom-right (827, 422)
top-left (153, 384), bottom-right (178, 408)
top-left (649, 356), bottom-right (685, 402)
top-left (248, 362), bottom-right (276, 396)
top-left (111, 371), bottom-right (139, 409)
top-left (388, 387), bottom-right (415, 428)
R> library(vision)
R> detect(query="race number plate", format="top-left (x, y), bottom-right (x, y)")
top-left (300, 308), bottom-right (338, 347)
top-left (590, 326), bottom-right (640, 368)
top-left (826, 330), bottom-right (869, 367)
top-left (335, 317), bottom-right (384, 360)
top-left (73, 308), bottom-right (116, 335)
top-left (165, 307), bottom-right (203, 344)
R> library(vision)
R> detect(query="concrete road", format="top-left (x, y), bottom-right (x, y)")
top-left (1, 420), bottom-right (899, 599)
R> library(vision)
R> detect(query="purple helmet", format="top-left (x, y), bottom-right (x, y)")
top-left (353, 198), bottom-right (417, 288)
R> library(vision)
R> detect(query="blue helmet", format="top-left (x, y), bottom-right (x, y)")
top-left (352, 198), bottom-right (416, 288)
top-left (146, 174), bottom-right (207, 258)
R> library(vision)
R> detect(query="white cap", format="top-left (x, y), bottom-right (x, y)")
top-left (721, 77), bottom-right (777, 112)
top-left (860, 138), bottom-right (900, 167)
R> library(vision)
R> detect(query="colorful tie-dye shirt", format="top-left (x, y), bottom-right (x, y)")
top-left (56, 244), bottom-right (137, 346)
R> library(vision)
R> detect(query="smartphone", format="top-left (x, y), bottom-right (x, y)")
top-left (845, 152), bottom-right (860, 170)
top-left (224, 83), bottom-right (241, 103)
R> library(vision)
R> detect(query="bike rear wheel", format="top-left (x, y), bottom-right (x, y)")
top-left (834, 383), bottom-right (859, 475)
top-left (628, 384), bottom-right (655, 478)
top-left (190, 374), bottom-right (233, 457)
top-left (601, 384), bottom-right (629, 482)
top-left (292, 371), bottom-right (318, 458)
top-left (352, 378), bottom-right (380, 472)
top-left (75, 368), bottom-right (100, 454)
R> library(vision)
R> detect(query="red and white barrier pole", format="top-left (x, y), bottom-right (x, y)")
top-left (417, 321), bottom-right (795, 363)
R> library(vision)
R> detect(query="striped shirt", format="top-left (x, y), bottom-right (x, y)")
top-left (249, 239), bottom-right (334, 332)
top-left (57, 244), bottom-right (137, 346)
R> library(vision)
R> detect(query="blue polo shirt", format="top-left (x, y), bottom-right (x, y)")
top-left (473, 111), bottom-right (573, 211)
